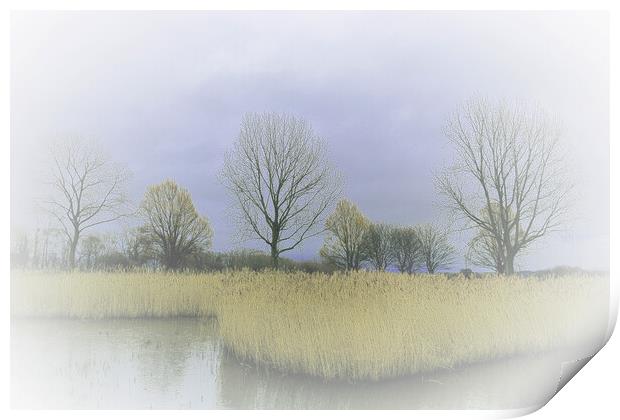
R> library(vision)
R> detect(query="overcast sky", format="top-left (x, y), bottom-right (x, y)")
top-left (10, 11), bottom-right (609, 270)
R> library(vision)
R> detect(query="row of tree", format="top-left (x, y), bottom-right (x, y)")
top-left (320, 200), bottom-right (454, 273)
top-left (11, 227), bottom-right (336, 273)
top-left (13, 189), bottom-right (455, 274)
top-left (219, 102), bottom-right (569, 275)
top-left (14, 98), bottom-right (569, 274)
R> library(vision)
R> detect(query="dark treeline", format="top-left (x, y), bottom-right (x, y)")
top-left (10, 229), bottom-right (335, 274)
top-left (10, 228), bottom-right (597, 278)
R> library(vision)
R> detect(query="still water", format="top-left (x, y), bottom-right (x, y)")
top-left (11, 318), bottom-right (593, 410)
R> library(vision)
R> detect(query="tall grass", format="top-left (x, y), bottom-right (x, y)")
top-left (11, 270), bottom-right (609, 381)
top-left (11, 271), bottom-right (221, 318)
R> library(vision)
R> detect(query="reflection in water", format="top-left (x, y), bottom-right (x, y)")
top-left (11, 318), bottom-right (600, 409)
top-left (215, 346), bottom-right (579, 410)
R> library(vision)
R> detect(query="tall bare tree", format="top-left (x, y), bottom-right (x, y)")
top-left (140, 180), bottom-right (213, 270)
top-left (363, 223), bottom-right (394, 271)
top-left (320, 199), bottom-right (370, 271)
top-left (390, 226), bottom-right (422, 274)
top-left (417, 224), bottom-right (455, 274)
top-left (437, 98), bottom-right (570, 274)
top-left (44, 140), bottom-right (130, 269)
top-left (220, 113), bottom-right (341, 268)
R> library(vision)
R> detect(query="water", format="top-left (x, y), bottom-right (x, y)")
top-left (10, 318), bottom-right (595, 410)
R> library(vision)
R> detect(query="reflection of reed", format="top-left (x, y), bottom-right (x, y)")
top-left (132, 318), bottom-right (215, 392)
top-left (215, 347), bottom-right (574, 409)
top-left (215, 349), bottom-right (264, 409)
top-left (12, 317), bottom-right (602, 409)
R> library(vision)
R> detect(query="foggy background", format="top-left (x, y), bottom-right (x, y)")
top-left (10, 11), bottom-right (609, 271)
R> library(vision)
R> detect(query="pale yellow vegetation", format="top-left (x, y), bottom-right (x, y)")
top-left (11, 270), bottom-right (609, 381)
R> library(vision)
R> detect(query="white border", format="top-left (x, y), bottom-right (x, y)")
top-left (1, 1), bottom-right (617, 419)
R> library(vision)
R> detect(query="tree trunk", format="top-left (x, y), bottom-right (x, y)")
top-left (505, 254), bottom-right (515, 275)
top-left (68, 233), bottom-right (79, 270)
top-left (271, 244), bottom-right (279, 269)
top-left (165, 251), bottom-right (179, 271)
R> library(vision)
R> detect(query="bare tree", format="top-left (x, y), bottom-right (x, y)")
top-left (320, 199), bottom-right (370, 271)
top-left (363, 223), bottom-right (394, 271)
top-left (44, 139), bottom-right (130, 269)
top-left (390, 226), bottom-right (422, 274)
top-left (417, 224), bottom-right (454, 274)
top-left (140, 180), bottom-right (213, 270)
top-left (437, 98), bottom-right (570, 274)
top-left (220, 113), bottom-right (341, 268)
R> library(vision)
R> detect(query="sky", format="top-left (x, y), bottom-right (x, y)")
top-left (10, 11), bottom-right (609, 270)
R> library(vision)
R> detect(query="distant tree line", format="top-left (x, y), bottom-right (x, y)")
top-left (10, 231), bottom-right (334, 274)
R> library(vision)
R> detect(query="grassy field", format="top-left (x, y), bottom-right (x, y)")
top-left (11, 270), bottom-right (609, 381)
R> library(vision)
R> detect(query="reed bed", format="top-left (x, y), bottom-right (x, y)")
top-left (11, 270), bottom-right (609, 381)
